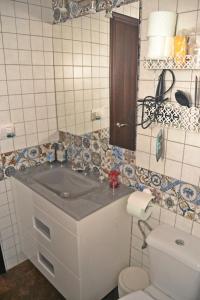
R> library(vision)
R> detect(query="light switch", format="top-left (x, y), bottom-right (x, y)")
top-left (0, 123), bottom-right (15, 140)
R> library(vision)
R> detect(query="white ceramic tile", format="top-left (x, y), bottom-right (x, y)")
top-left (0, 96), bottom-right (9, 111)
top-left (159, 0), bottom-right (177, 11)
top-left (0, 1), bottom-right (15, 17)
top-left (6, 65), bottom-right (20, 80)
top-left (17, 35), bottom-right (31, 51)
top-left (183, 145), bottom-right (200, 168)
top-left (160, 208), bottom-right (176, 226)
top-left (176, 11), bottom-right (198, 35)
top-left (10, 109), bottom-right (24, 123)
top-left (175, 215), bottom-right (193, 233)
top-left (149, 155), bottom-right (165, 174)
top-left (1, 16), bottom-right (16, 33)
top-left (192, 222), bottom-right (200, 238)
top-left (16, 18), bottom-right (30, 35)
top-left (181, 164), bottom-right (200, 186)
top-left (166, 141), bottom-right (184, 162)
top-left (136, 151), bottom-right (150, 169)
top-left (9, 95), bottom-right (22, 109)
top-left (167, 128), bottom-right (185, 143)
top-left (165, 159), bottom-right (182, 179)
top-left (142, 0), bottom-right (159, 19)
top-left (177, 0), bottom-right (198, 13)
top-left (0, 139), bottom-right (14, 153)
top-left (15, 2), bottom-right (29, 19)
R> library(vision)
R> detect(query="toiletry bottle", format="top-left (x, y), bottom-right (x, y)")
top-left (47, 148), bottom-right (55, 163)
top-left (56, 142), bottom-right (66, 164)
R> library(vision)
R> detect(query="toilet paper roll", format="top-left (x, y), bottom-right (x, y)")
top-left (147, 36), bottom-right (173, 59)
top-left (127, 191), bottom-right (153, 220)
top-left (147, 11), bottom-right (177, 37)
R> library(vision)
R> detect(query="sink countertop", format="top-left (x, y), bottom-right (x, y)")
top-left (13, 162), bottom-right (133, 221)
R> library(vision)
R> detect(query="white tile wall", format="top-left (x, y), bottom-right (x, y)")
top-left (0, 0), bottom-right (57, 270)
top-left (136, 0), bottom-right (200, 187)
top-left (0, 0), bottom-right (139, 271)
top-left (0, 0), bottom-right (57, 155)
top-left (133, 0), bottom-right (200, 271)
top-left (55, 2), bottom-right (139, 135)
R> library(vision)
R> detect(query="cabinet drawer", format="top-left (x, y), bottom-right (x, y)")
top-left (31, 241), bottom-right (80, 300)
top-left (32, 205), bottom-right (79, 276)
top-left (32, 190), bottom-right (78, 235)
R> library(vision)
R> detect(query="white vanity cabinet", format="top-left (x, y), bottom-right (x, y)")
top-left (12, 178), bottom-right (131, 300)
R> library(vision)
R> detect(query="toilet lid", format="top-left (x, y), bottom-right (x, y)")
top-left (119, 291), bottom-right (154, 300)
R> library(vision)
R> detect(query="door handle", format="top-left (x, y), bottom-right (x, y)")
top-left (116, 122), bottom-right (128, 128)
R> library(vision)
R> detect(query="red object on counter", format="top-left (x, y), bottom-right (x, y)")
top-left (108, 170), bottom-right (120, 188)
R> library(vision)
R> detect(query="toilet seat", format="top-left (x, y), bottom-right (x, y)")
top-left (119, 290), bottom-right (154, 300)
top-left (119, 286), bottom-right (173, 300)
top-left (145, 285), bottom-right (172, 300)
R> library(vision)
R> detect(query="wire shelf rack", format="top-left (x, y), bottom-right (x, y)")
top-left (144, 102), bottom-right (200, 132)
top-left (143, 55), bottom-right (200, 70)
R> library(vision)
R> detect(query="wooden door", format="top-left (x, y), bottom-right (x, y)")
top-left (110, 12), bottom-right (139, 150)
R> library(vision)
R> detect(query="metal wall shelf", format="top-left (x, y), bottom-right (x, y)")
top-left (144, 102), bottom-right (200, 132)
top-left (143, 55), bottom-right (200, 70)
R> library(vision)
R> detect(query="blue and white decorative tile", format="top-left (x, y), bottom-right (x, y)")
top-left (101, 149), bottom-right (114, 177)
top-left (91, 152), bottom-right (101, 167)
top-left (135, 167), bottom-right (151, 186)
top-left (149, 172), bottom-right (163, 189)
top-left (90, 129), bottom-right (101, 141)
top-left (91, 165), bottom-right (101, 176)
top-left (149, 187), bottom-right (163, 206)
top-left (91, 139), bottom-right (101, 153)
top-left (124, 149), bottom-right (135, 165)
top-left (1, 151), bottom-right (17, 177)
top-left (100, 127), bottom-right (109, 139)
top-left (161, 176), bottom-right (181, 197)
top-left (82, 149), bottom-right (92, 164)
top-left (179, 182), bottom-right (200, 205)
top-left (39, 143), bottom-right (55, 164)
top-left (177, 200), bottom-right (196, 220)
top-left (14, 148), bottom-right (30, 171)
top-left (82, 136), bottom-right (90, 149)
top-left (26, 146), bottom-right (40, 167)
top-left (100, 137), bottom-right (109, 153)
top-left (162, 193), bottom-right (178, 212)
top-left (60, 131), bottom-right (73, 147)
top-left (122, 164), bottom-right (135, 179)
top-left (74, 135), bottom-right (82, 149)
top-left (112, 146), bottom-right (125, 170)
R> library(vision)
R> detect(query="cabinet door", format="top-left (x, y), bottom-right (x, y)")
top-left (12, 178), bottom-right (34, 257)
top-left (110, 12), bottom-right (139, 150)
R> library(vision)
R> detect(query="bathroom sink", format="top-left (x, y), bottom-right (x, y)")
top-left (33, 167), bottom-right (99, 199)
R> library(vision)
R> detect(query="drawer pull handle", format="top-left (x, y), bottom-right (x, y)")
top-left (38, 252), bottom-right (55, 276)
top-left (33, 217), bottom-right (51, 240)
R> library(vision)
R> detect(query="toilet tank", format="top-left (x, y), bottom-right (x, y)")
top-left (146, 224), bottom-right (200, 300)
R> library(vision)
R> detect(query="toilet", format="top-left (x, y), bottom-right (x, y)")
top-left (119, 224), bottom-right (200, 300)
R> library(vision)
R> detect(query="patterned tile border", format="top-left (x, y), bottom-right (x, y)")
top-left (0, 143), bottom-right (56, 180)
top-left (0, 129), bottom-right (199, 225)
top-left (59, 129), bottom-right (200, 223)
